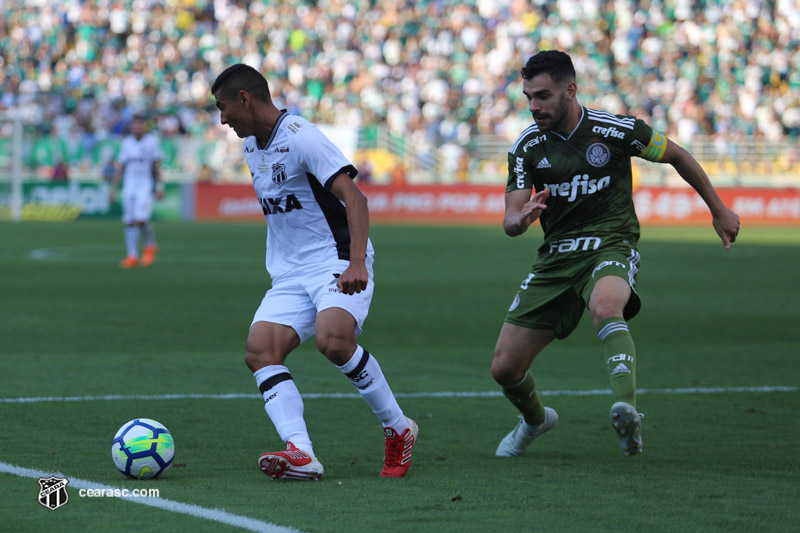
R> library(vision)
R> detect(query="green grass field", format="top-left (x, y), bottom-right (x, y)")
top-left (1, 221), bottom-right (798, 532)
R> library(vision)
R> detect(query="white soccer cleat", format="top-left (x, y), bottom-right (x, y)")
top-left (495, 407), bottom-right (558, 457)
top-left (258, 442), bottom-right (324, 480)
top-left (610, 401), bottom-right (643, 456)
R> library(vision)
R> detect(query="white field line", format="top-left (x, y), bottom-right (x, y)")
top-left (0, 462), bottom-right (301, 533)
top-left (1, 385), bottom-right (796, 404)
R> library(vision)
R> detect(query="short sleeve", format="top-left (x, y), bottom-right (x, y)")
top-left (629, 119), bottom-right (667, 162)
top-left (292, 123), bottom-right (357, 189)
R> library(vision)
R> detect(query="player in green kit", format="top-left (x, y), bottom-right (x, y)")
top-left (491, 50), bottom-right (740, 457)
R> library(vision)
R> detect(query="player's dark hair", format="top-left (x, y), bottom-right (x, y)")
top-left (520, 50), bottom-right (576, 84)
top-left (211, 64), bottom-right (271, 102)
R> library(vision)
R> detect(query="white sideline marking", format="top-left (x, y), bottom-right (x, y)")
top-left (0, 461), bottom-right (301, 533)
top-left (1, 386), bottom-right (796, 404)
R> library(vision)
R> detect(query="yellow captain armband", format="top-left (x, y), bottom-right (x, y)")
top-left (640, 131), bottom-right (667, 162)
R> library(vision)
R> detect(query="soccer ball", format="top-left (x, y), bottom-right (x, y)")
top-left (111, 418), bottom-right (175, 479)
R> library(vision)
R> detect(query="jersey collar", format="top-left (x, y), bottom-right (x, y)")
top-left (257, 110), bottom-right (289, 151)
top-left (549, 106), bottom-right (585, 141)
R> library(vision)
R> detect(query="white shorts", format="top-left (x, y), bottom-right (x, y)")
top-left (121, 188), bottom-right (153, 224)
top-left (251, 259), bottom-right (375, 343)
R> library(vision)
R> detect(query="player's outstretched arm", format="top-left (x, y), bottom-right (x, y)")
top-left (660, 139), bottom-right (740, 249)
top-left (330, 174), bottom-right (369, 295)
top-left (503, 188), bottom-right (550, 237)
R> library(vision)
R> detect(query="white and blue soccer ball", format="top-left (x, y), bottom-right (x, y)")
top-left (111, 418), bottom-right (175, 479)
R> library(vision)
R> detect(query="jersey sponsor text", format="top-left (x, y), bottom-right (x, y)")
top-left (592, 125), bottom-right (626, 139)
top-left (514, 157), bottom-right (525, 188)
top-left (544, 174), bottom-right (610, 202)
top-left (548, 236), bottom-right (602, 254)
top-left (522, 134), bottom-right (547, 151)
top-left (258, 194), bottom-right (303, 215)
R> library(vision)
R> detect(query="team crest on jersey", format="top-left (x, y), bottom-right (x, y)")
top-left (272, 162), bottom-right (287, 185)
top-left (586, 143), bottom-right (611, 167)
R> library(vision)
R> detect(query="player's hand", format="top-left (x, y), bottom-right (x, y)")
top-left (519, 187), bottom-right (550, 227)
top-left (712, 205), bottom-right (740, 250)
top-left (109, 189), bottom-right (117, 204)
top-left (337, 262), bottom-right (369, 295)
top-left (155, 189), bottom-right (165, 201)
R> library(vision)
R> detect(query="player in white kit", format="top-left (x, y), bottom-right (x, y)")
top-left (211, 64), bottom-right (418, 480)
top-left (110, 115), bottom-right (164, 268)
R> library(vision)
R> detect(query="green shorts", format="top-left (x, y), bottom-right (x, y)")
top-left (504, 244), bottom-right (641, 339)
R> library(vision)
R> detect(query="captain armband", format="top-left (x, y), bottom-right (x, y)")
top-left (638, 131), bottom-right (667, 162)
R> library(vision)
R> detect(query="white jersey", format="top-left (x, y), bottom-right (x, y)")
top-left (117, 133), bottom-right (163, 192)
top-left (243, 112), bottom-right (373, 278)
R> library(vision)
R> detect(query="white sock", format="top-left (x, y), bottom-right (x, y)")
top-left (141, 222), bottom-right (156, 247)
top-left (253, 365), bottom-right (314, 456)
top-left (337, 346), bottom-right (408, 433)
top-left (124, 226), bottom-right (139, 258)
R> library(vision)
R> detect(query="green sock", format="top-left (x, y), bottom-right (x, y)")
top-left (597, 317), bottom-right (637, 407)
top-left (502, 373), bottom-right (545, 425)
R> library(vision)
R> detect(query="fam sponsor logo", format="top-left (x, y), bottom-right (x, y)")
top-left (548, 236), bottom-right (602, 254)
top-left (630, 139), bottom-right (647, 152)
top-left (544, 174), bottom-right (610, 202)
top-left (592, 125), bottom-right (626, 139)
top-left (522, 134), bottom-right (547, 151)
top-left (607, 353), bottom-right (635, 365)
top-left (592, 260), bottom-right (627, 278)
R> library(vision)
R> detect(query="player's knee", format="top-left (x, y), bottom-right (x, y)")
top-left (490, 352), bottom-right (522, 385)
top-left (315, 334), bottom-right (353, 366)
top-left (589, 298), bottom-right (623, 325)
top-left (244, 350), bottom-right (264, 372)
top-left (244, 347), bottom-right (284, 371)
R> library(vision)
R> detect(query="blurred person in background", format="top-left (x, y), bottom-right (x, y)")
top-left (109, 115), bottom-right (164, 268)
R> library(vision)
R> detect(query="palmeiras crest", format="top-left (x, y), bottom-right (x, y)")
top-left (586, 142), bottom-right (611, 167)
top-left (38, 476), bottom-right (69, 510)
top-left (272, 162), bottom-right (288, 185)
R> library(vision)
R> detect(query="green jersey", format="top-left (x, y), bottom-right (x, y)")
top-left (506, 107), bottom-right (667, 261)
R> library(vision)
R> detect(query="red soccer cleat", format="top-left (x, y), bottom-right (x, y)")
top-left (258, 442), bottom-right (324, 481)
top-left (119, 256), bottom-right (139, 269)
top-left (380, 417), bottom-right (418, 477)
top-left (141, 244), bottom-right (157, 267)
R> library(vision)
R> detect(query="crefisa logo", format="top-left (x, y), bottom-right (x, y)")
top-left (38, 476), bottom-right (69, 510)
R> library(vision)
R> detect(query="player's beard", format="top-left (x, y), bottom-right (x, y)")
top-left (533, 92), bottom-right (569, 133)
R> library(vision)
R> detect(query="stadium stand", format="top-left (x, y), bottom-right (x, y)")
top-left (1, 0), bottom-right (799, 184)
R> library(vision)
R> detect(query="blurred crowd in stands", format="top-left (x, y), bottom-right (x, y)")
top-left (1, 0), bottom-right (799, 180)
